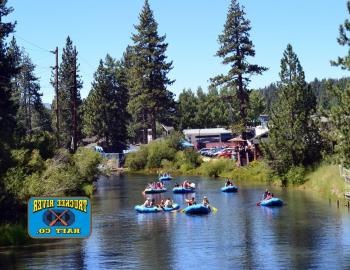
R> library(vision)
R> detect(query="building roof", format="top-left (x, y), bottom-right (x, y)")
top-left (228, 137), bottom-right (246, 142)
top-left (183, 128), bottom-right (232, 136)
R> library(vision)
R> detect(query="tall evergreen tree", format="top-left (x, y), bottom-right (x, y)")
top-left (263, 45), bottom-right (320, 180)
top-left (51, 37), bottom-right (82, 149)
top-left (247, 90), bottom-right (266, 125)
top-left (177, 88), bottom-right (199, 130)
top-left (83, 55), bottom-right (129, 152)
top-left (211, 0), bottom-right (267, 136)
top-left (127, 0), bottom-right (175, 143)
top-left (8, 37), bottom-right (50, 136)
top-left (0, 0), bottom-right (18, 218)
top-left (328, 1), bottom-right (350, 167)
top-left (0, 0), bottom-right (17, 142)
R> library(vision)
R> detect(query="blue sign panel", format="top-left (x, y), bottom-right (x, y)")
top-left (28, 197), bottom-right (91, 238)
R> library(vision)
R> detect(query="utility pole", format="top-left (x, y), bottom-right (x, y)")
top-left (72, 46), bottom-right (77, 152)
top-left (51, 47), bottom-right (60, 147)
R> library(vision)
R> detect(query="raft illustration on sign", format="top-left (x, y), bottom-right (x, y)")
top-left (28, 197), bottom-right (91, 238)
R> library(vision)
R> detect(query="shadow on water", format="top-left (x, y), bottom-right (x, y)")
top-left (1, 174), bottom-right (350, 269)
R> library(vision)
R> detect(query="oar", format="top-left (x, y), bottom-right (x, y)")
top-left (211, 206), bottom-right (218, 213)
top-left (256, 201), bottom-right (261, 206)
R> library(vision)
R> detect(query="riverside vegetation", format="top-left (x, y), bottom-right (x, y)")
top-left (125, 133), bottom-right (345, 200)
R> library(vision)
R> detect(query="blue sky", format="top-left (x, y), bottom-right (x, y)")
top-left (7, 0), bottom-right (350, 103)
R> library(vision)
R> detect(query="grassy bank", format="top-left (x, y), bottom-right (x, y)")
top-left (300, 164), bottom-right (345, 199)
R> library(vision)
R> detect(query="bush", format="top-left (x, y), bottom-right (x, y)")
top-left (72, 148), bottom-right (102, 183)
top-left (0, 224), bottom-right (28, 246)
top-left (160, 159), bottom-right (177, 172)
top-left (286, 166), bottom-right (306, 185)
top-left (222, 160), bottom-right (274, 183)
top-left (25, 131), bottom-right (56, 159)
top-left (4, 147), bottom-right (102, 201)
top-left (125, 145), bottom-right (148, 170)
top-left (200, 159), bottom-right (235, 178)
top-left (147, 140), bottom-right (176, 168)
top-left (164, 131), bottom-right (184, 150)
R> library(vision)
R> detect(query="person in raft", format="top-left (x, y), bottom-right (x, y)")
top-left (262, 189), bottom-right (269, 200)
top-left (202, 196), bottom-right (210, 206)
top-left (186, 197), bottom-right (196, 206)
top-left (164, 198), bottom-right (173, 208)
top-left (150, 198), bottom-right (156, 207)
top-left (159, 199), bottom-right (165, 208)
top-left (143, 198), bottom-right (152, 207)
top-left (225, 179), bottom-right (233, 187)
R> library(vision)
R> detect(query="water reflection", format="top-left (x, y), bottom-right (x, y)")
top-left (1, 174), bottom-right (350, 269)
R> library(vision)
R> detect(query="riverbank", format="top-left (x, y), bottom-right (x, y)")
top-left (127, 157), bottom-right (347, 200)
top-left (299, 164), bottom-right (345, 199)
top-left (0, 147), bottom-right (103, 247)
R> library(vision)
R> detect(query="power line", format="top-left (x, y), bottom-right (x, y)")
top-left (14, 34), bottom-right (51, 54)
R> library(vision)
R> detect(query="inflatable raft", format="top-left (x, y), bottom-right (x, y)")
top-left (184, 204), bottom-right (211, 215)
top-left (144, 188), bottom-right (167, 194)
top-left (159, 175), bottom-right (172, 181)
top-left (134, 204), bottom-right (180, 213)
top-left (221, 185), bottom-right (238, 192)
top-left (134, 205), bottom-right (161, 213)
top-left (163, 204), bottom-right (180, 212)
top-left (259, 198), bottom-right (283, 207)
top-left (173, 187), bottom-right (195, 194)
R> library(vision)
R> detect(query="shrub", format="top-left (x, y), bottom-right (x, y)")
top-left (125, 145), bottom-right (148, 170)
top-left (286, 166), bottom-right (306, 185)
top-left (147, 140), bottom-right (176, 168)
top-left (200, 159), bottom-right (235, 178)
top-left (0, 224), bottom-right (28, 246)
top-left (174, 149), bottom-right (202, 170)
top-left (72, 148), bottom-right (102, 183)
top-left (161, 159), bottom-right (177, 172)
top-left (164, 131), bottom-right (184, 150)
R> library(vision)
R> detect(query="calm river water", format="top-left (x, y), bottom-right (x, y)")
top-left (1, 174), bottom-right (350, 269)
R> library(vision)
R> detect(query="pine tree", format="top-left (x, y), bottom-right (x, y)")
top-left (0, 0), bottom-right (17, 172)
top-left (83, 55), bottom-right (129, 152)
top-left (263, 44), bottom-right (321, 180)
top-left (247, 90), bottom-right (266, 125)
top-left (0, 0), bottom-right (17, 141)
top-left (328, 1), bottom-right (350, 167)
top-left (8, 37), bottom-right (50, 136)
top-left (127, 0), bottom-right (175, 143)
top-left (51, 36), bottom-right (82, 149)
top-left (177, 89), bottom-right (199, 130)
top-left (211, 0), bottom-right (267, 136)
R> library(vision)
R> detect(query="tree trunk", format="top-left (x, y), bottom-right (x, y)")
top-left (151, 112), bottom-right (156, 141)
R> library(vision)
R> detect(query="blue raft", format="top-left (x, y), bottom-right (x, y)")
top-left (260, 198), bottom-right (283, 207)
top-left (135, 204), bottom-right (180, 213)
top-left (184, 204), bottom-right (211, 215)
top-left (159, 175), bottom-right (173, 181)
top-left (144, 188), bottom-right (167, 194)
top-left (173, 187), bottom-right (195, 194)
top-left (163, 204), bottom-right (180, 212)
top-left (134, 205), bottom-right (161, 213)
top-left (221, 185), bottom-right (238, 193)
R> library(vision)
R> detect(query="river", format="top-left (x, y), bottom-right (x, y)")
top-left (1, 174), bottom-right (350, 269)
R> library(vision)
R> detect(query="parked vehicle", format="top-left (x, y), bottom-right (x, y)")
top-left (217, 148), bottom-right (236, 159)
top-left (198, 148), bottom-right (211, 155)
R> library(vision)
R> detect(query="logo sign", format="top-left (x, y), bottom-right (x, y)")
top-left (28, 197), bottom-right (91, 238)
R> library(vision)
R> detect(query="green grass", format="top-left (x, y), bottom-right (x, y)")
top-left (220, 160), bottom-right (278, 184)
top-left (300, 164), bottom-right (345, 199)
